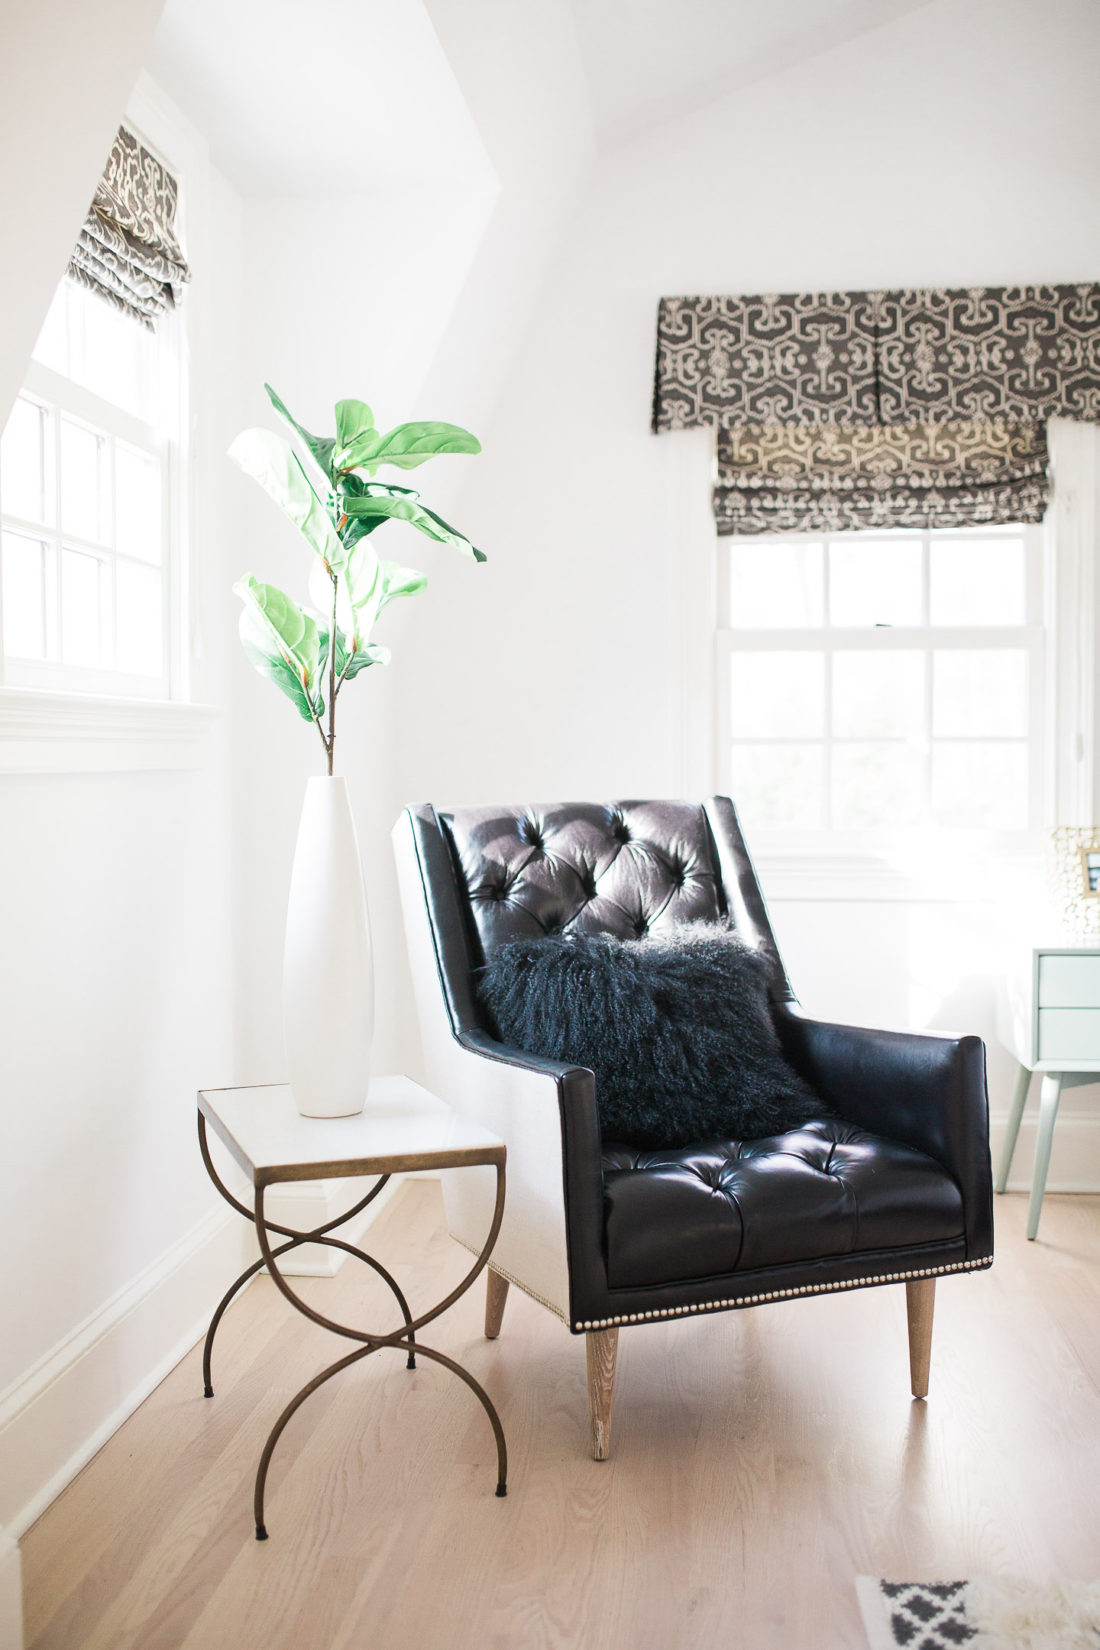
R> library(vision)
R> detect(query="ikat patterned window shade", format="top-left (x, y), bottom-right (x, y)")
top-left (713, 420), bottom-right (1050, 536)
top-left (653, 285), bottom-right (1100, 534)
top-left (68, 126), bottom-right (190, 329)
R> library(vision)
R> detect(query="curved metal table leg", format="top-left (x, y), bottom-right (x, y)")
top-left (253, 1341), bottom-right (380, 1540)
top-left (197, 1114), bottom-right (417, 1395)
top-left (202, 1238), bottom-right (417, 1396)
top-left (251, 1164), bottom-right (507, 1539)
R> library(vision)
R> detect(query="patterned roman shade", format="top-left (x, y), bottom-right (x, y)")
top-left (68, 126), bottom-right (190, 328)
top-left (653, 284), bottom-right (1100, 534)
top-left (713, 420), bottom-right (1050, 537)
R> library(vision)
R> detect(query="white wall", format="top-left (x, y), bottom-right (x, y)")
top-left (392, 0), bottom-right (1100, 1177)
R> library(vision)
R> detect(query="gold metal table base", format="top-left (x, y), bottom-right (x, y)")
top-left (198, 1113), bottom-right (508, 1540)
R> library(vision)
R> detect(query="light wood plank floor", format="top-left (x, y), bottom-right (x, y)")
top-left (21, 1185), bottom-right (1100, 1650)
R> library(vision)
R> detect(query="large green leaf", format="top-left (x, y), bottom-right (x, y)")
top-left (377, 561), bottom-right (429, 608)
top-left (334, 420), bottom-right (481, 476)
top-left (416, 499), bottom-right (488, 563)
top-left (333, 399), bottom-right (375, 460)
top-left (229, 427), bottom-right (343, 569)
top-left (341, 485), bottom-right (484, 561)
top-left (235, 575), bottom-right (322, 721)
top-left (264, 384), bottom-right (335, 486)
top-left (332, 542), bottom-right (424, 655)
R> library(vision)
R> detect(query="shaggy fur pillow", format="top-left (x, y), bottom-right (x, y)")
top-left (474, 924), bottom-right (825, 1148)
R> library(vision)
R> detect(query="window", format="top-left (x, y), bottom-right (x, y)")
top-left (1, 274), bottom-right (182, 700)
top-left (718, 525), bottom-right (1043, 843)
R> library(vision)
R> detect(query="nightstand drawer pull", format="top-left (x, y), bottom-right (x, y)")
top-left (1038, 955), bottom-right (1100, 1007)
top-left (1037, 1008), bottom-right (1100, 1060)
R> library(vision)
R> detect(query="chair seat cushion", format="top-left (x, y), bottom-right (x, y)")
top-left (601, 1118), bottom-right (965, 1289)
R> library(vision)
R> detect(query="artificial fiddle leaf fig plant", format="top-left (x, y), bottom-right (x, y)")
top-left (230, 383), bottom-right (483, 773)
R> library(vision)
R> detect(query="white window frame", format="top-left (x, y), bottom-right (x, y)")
top-left (4, 355), bottom-right (178, 700)
top-left (714, 523), bottom-right (1045, 852)
top-left (0, 72), bottom-right (216, 772)
top-left (670, 418), bottom-right (1100, 900)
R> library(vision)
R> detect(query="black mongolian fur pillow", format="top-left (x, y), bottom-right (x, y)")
top-left (474, 924), bottom-right (825, 1149)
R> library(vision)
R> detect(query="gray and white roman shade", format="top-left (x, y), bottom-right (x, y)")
top-left (713, 419), bottom-right (1050, 536)
top-left (653, 285), bottom-right (1100, 534)
top-left (68, 125), bottom-right (190, 328)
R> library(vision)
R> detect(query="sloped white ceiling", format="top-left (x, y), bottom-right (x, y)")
top-left (568, 0), bottom-right (934, 142)
top-left (146, 0), bottom-right (494, 194)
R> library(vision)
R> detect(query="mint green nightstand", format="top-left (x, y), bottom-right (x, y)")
top-left (996, 944), bottom-right (1100, 1239)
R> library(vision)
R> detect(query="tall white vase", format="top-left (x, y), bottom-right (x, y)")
top-left (283, 776), bottom-right (374, 1118)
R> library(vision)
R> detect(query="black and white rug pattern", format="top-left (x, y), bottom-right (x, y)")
top-left (856, 1576), bottom-right (1100, 1650)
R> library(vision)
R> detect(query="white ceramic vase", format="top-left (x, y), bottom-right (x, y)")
top-left (283, 776), bottom-right (374, 1117)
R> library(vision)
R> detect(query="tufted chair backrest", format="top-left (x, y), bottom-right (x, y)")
top-left (399, 797), bottom-right (793, 1044)
top-left (441, 800), bottom-right (725, 957)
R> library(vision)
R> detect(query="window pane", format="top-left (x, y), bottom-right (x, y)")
top-left (731, 743), bottom-right (824, 830)
top-left (60, 548), bottom-right (108, 667)
top-left (933, 649), bottom-right (1028, 736)
top-left (932, 742), bottom-right (1028, 828)
top-left (114, 446), bottom-right (162, 564)
top-left (2, 532), bottom-right (49, 659)
top-left (829, 539), bottom-right (922, 627)
top-left (115, 562), bottom-right (163, 677)
top-left (832, 650), bottom-right (924, 738)
top-left (729, 541), bottom-right (824, 628)
top-left (832, 744), bottom-right (925, 829)
top-left (1, 396), bottom-right (52, 525)
top-left (730, 651), bottom-right (825, 738)
top-left (59, 418), bottom-right (108, 543)
top-left (929, 537), bottom-right (1025, 625)
top-left (81, 293), bottom-right (148, 419)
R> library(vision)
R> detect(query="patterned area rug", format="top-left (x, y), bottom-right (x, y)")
top-left (856, 1577), bottom-right (1100, 1650)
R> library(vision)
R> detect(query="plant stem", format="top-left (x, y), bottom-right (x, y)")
top-left (332, 654), bottom-right (353, 704)
top-left (327, 571), bottom-right (338, 776)
top-left (311, 706), bottom-right (330, 768)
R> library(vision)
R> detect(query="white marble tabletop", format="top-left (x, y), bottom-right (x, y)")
top-left (197, 1075), bottom-right (505, 1187)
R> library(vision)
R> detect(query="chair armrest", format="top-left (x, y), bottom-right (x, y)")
top-left (775, 1005), bottom-right (993, 1261)
top-left (459, 1027), bottom-right (593, 1087)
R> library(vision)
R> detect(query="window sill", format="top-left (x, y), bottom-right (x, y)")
top-left (754, 846), bottom-right (1042, 903)
top-left (0, 687), bottom-right (221, 773)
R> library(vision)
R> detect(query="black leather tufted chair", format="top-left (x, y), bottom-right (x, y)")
top-left (393, 798), bottom-right (993, 1459)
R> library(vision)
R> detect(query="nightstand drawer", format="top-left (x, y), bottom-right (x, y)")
top-left (1037, 954), bottom-right (1100, 1008)
top-left (1037, 1008), bottom-right (1100, 1060)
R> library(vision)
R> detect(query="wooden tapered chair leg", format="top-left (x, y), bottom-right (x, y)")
top-left (586, 1327), bottom-right (619, 1460)
top-left (906, 1278), bottom-right (935, 1398)
top-left (484, 1268), bottom-right (510, 1339)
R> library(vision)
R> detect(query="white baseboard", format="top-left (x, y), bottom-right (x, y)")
top-left (0, 1204), bottom-right (255, 1538)
top-left (989, 1110), bottom-right (1100, 1192)
top-left (0, 1528), bottom-right (21, 1650)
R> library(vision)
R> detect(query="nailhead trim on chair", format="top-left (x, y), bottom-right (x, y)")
top-left (571, 1255), bottom-right (993, 1332)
